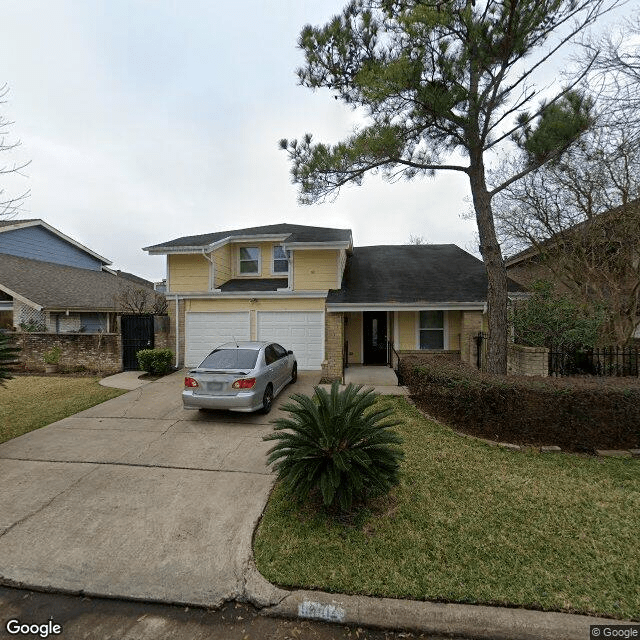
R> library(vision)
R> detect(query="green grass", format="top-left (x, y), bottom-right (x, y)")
top-left (0, 376), bottom-right (125, 444)
top-left (254, 396), bottom-right (640, 620)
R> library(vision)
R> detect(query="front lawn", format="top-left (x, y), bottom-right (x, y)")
top-left (0, 376), bottom-right (125, 444)
top-left (254, 396), bottom-right (640, 620)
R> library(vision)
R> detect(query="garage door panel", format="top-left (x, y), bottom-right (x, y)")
top-left (257, 311), bottom-right (324, 370)
top-left (185, 312), bottom-right (250, 367)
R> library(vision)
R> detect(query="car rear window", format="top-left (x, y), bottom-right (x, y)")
top-left (199, 349), bottom-right (259, 370)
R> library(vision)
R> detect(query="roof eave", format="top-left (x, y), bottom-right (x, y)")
top-left (326, 301), bottom-right (488, 312)
top-left (283, 241), bottom-right (352, 250)
top-left (0, 284), bottom-right (43, 311)
top-left (0, 219), bottom-right (113, 266)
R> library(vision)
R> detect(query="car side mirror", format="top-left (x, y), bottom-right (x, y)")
top-left (287, 350), bottom-right (293, 355)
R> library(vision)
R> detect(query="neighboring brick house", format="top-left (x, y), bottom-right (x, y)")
top-left (505, 198), bottom-right (640, 342)
top-left (0, 219), bottom-right (162, 372)
top-left (0, 219), bottom-right (156, 333)
top-left (144, 224), bottom-right (524, 380)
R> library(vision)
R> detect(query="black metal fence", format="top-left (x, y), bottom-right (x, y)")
top-left (548, 346), bottom-right (640, 377)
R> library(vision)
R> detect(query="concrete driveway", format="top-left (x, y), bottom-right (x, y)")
top-left (0, 370), bottom-right (319, 607)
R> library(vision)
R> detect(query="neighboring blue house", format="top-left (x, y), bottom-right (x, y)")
top-left (0, 219), bottom-right (155, 333)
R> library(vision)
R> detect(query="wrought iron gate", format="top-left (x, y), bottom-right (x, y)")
top-left (121, 315), bottom-right (154, 370)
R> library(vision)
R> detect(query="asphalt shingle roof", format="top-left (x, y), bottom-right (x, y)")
top-left (145, 224), bottom-right (352, 250)
top-left (327, 245), bottom-right (524, 304)
top-left (0, 253), bottom-right (155, 310)
top-left (0, 219), bottom-right (39, 228)
top-left (219, 278), bottom-right (288, 292)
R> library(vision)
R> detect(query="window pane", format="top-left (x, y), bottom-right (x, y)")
top-left (200, 349), bottom-right (259, 369)
top-left (272, 343), bottom-right (287, 358)
top-left (420, 330), bottom-right (444, 349)
top-left (420, 310), bottom-right (444, 329)
top-left (240, 247), bottom-right (259, 260)
top-left (273, 246), bottom-right (289, 273)
top-left (240, 260), bottom-right (259, 273)
top-left (265, 345), bottom-right (277, 365)
top-left (273, 246), bottom-right (287, 259)
top-left (273, 259), bottom-right (288, 273)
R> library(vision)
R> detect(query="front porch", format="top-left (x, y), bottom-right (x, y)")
top-left (321, 307), bottom-right (486, 384)
top-left (344, 363), bottom-right (399, 386)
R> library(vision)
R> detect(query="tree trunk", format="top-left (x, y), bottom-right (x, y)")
top-left (468, 158), bottom-right (509, 375)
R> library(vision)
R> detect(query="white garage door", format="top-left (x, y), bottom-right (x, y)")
top-left (257, 311), bottom-right (324, 370)
top-left (185, 312), bottom-right (250, 367)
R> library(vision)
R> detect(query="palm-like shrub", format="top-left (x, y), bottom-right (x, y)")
top-left (264, 381), bottom-right (403, 512)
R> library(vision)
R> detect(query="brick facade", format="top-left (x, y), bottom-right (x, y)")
top-left (168, 298), bottom-right (185, 366)
top-left (11, 316), bottom-right (170, 374)
top-left (507, 343), bottom-right (549, 377)
top-left (460, 310), bottom-right (484, 365)
top-left (14, 333), bottom-right (122, 374)
top-left (321, 311), bottom-right (344, 383)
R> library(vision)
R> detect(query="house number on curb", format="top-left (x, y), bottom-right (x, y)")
top-left (298, 600), bottom-right (346, 623)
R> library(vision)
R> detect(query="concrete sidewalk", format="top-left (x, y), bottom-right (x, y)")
top-left (99, 370), bottom-right (151, 390)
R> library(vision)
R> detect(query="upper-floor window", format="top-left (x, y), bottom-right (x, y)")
top-left (239, 247), bottom-right (260, 274)
top-left (419, 310), bottom-right (445, 349)
top-left (272, 246), bottom-right (290, 274)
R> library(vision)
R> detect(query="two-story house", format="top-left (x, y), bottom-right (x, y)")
top-left (144, 223), bottom-right (521, 380)
top-left (0, 218), bottom-right (156, 333)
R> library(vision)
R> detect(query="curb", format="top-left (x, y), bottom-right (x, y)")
top-left (258, 589), bottom-right (631, 640)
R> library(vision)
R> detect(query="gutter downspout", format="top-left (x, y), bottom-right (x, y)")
top-left (173, 295), bottom-right (180, 368)
top-left (202, 249), bottom-right (215, 291)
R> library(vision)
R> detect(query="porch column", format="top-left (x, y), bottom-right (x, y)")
top-left (460, 310), bottom-right (484, 365)
top-left (321, 311), bottom-right (344, 383)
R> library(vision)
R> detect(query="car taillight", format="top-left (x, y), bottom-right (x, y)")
top-left (184, 377), bottom-right (199, 388)
top-left (232, 378), bottom-right (256, 389)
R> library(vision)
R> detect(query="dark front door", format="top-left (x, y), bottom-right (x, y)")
top-left (363, 311), bottom-right (388, 365)
top-left (121, 314), bottom-right (154, 370)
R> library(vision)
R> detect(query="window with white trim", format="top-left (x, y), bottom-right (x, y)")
top-left (419, 310), bottom-right (445, 349)
top-left (239, 247), bottom-right (260, 274)
top-left (272, 246), bottom-right (290, 274)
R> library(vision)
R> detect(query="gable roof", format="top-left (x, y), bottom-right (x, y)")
top-left (505, 197), bottom-right (640, 268)
top-left (0, 253), bottom-right (154, 311)
top-left (326, 245), bottom-right (524, 307)
top-left (0, 218), bottom-right (112, 266)
top-left (143, 223), bottom-right (353, 253)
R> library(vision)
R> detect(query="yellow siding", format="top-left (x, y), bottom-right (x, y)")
top-left (338, 249), bottom-right (347, 286)
top-left (168, 254), bottom-right (210, 293)
top-left (345, 312), bottom-right (362, 364)
top-left (293, 250), bottom-right (339, 290)
top-left (448, 311), bottom-right (462, 350)
top-left (224, 242), bottom-right (290, 279)
top-left (187, 297), bottom-right (325, 313)
top-left (213, 244), bottom-right (231, 288)
top-left (398, 311), bottom-right (417, 350)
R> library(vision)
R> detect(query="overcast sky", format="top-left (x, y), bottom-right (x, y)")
top-left (0, 1), bottom-right (630, 281)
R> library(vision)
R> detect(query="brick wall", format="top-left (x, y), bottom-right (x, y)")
top-left (14, 332), bottom-right (122, 374)
top-left (507, 343), bottom-right (549, 377)
top-left (321, 312), bottom-right (344, 383)
top-left (153, 315), bottom-right (171, 350)
top-left (167, 299), bottom-right (185, 366)
top-left (460, 310), bottom-right (484, 365)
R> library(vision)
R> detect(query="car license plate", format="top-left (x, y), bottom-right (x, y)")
top-left (207, 382), bottom-right (223, 392)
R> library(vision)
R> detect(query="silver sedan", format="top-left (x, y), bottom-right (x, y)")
top-left (182, 341), bottom-right (297, 413)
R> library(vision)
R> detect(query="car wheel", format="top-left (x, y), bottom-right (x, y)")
top-left (291, 362), bottom-right (297, 384)
top-left (261, 384), bottom-right (274, 414)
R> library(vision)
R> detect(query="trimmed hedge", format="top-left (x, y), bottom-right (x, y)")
top-left (399, 355), bottom-right (640, 452)
top-left (136, 348), bottom-right (174, 375)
